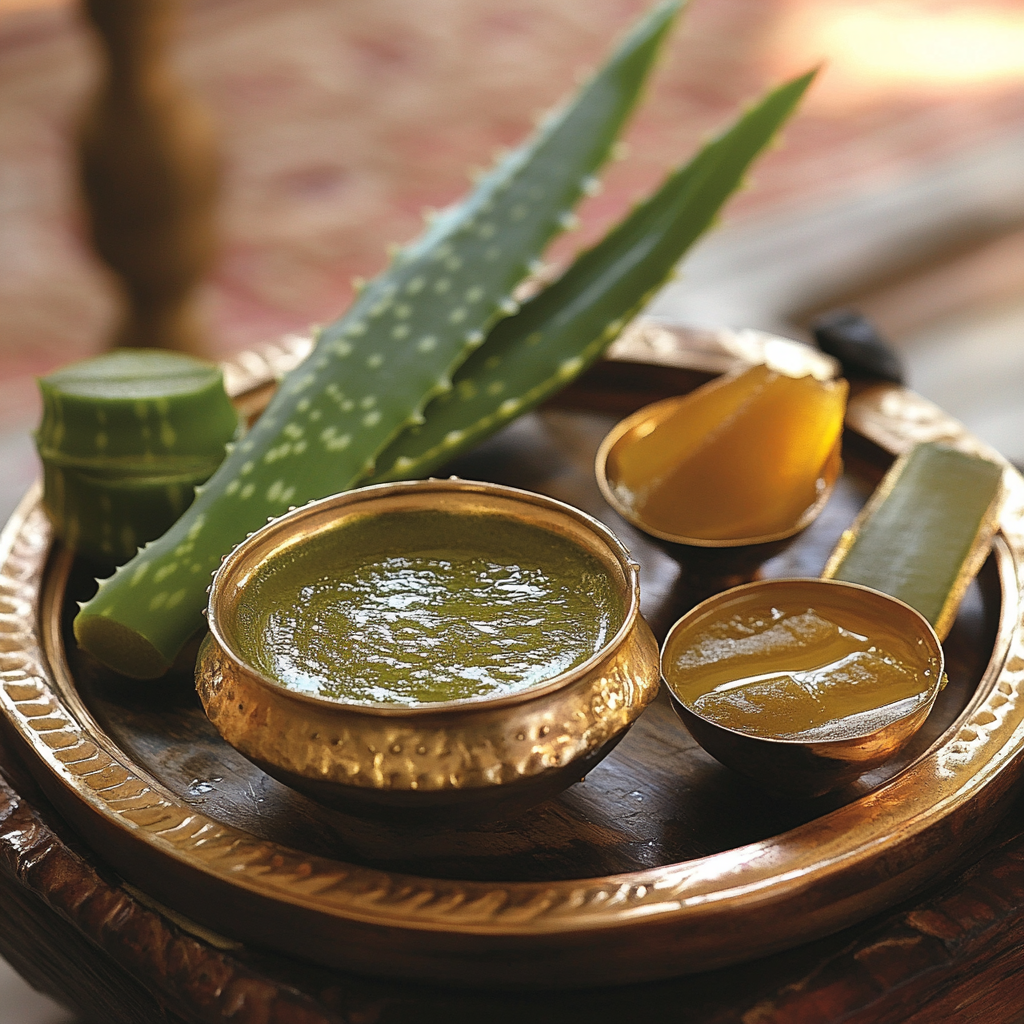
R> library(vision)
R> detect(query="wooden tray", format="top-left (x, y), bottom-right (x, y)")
top-left (2, 322), bottom-right (1024, 989)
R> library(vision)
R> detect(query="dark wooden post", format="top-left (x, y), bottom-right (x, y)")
top-left (77, 0), bottom-right (219, 353)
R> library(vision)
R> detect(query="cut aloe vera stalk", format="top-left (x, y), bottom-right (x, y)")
top-left (37, 349), bottom-right (238, 463)
top-left (365, 71), bottom-right (816, 484)
top-left (74, 1), bottom-right (681, 678)
top-left (36, 350), bottom-right (238, 564)
top-left (823, 441), bottom-right (1005, 639)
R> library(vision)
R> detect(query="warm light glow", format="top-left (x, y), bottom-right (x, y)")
top-left (0, 0), bottom-right (66, 12)
top-left (778, 2), bottom-right (1024, 106)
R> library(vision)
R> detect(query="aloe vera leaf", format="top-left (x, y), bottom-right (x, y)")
top-left (74, 1), bottom-right (681, 679)
top-left (365, 71), bottom-right (816, 484)
top-left (824, 441), bottom-right (1005, 639)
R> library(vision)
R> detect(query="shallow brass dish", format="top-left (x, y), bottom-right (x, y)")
top-left (1, 322), bottom-right (1023, 988)
top-left (662, 577), bottom-right (945, 798)
top-left (196, 477), bottom-right (660, 822)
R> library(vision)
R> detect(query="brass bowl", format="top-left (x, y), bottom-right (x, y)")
top-left (661, 578), bottom-right (945, 798)
top-left (196, 478), bottom-right (660, 822)
top-left (595, 391), bottom-right (843, 547)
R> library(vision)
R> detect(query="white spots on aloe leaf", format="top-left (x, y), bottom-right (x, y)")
top-left (240, 483), bottom-right (256, 500)
top-left (264, 443), bottom-right (291, 463)
top-left (320, 427), bottom-right (351, 451)
top-left (309, 409), bottom-right (322, 422)
top-left (558, 356), bottom-right (583, 380)
top-left (581, 174), bottom-right (602, 197)
top-left (160, 421), bottom-right (177, 447)
top-left (240, 439), bottom-right (254, 452)
top-left (449, 308), bottom-right (467, 324)
top-left (434, 279), bottom-right (451, 294)
top-left (391, 324), bottom-right (410, 340)
top-left (478, 222), bottom-right (497, 238)
top-left (417, 336), bottom-right (437, 353)
top-left (457, 380), bottom-right (478, 401)
top-left (363, 410), bottom-right (382, 428)
top-left (129, 563), bottom-right (150, 587)
top-left (465, 330), bottom-right (484, 348)
top-left (443, 430), bottom-right (465, 448)
top-left (367, 353), bottom-right (385, 369)
top-left (154, 563), bottom-right (178, 584)
top-left (487, 380), bottom-right (505, 396)
top-left (464, 286), bottom-right (484, 303)
top-left (406, 277), bottom-right (425, 295)
top-left (345, 321), bottom-right (367, 337)
top-left (499, 297), bottom-right (520, 316)
top-left (296, 398), bottom-right (311, 413)
top-left (342, 399), bottom-right (354, 412)
top-left (314, 355), bottom-right (329, 370)
top-left (392, 456), bottom-right (416, 473)
top-left (226, 479), bottom-right (240, 495)
top-left (149, 592), bottom-right (166, 611)
top-left (360, 395), bottom-right (376, 409)
top-left (331, 340), bottom-right (353, 357)
top-left (444, 255), bottom-right (463, 272)
top-left (283, 423), bottom-right (304, 440)
top-left (187, 515), bottom-right (205, 541)
top-left (394, 303), bottom-right (412, 319)
top-left (166, 589), bottom-right (186, 609)
top-left (603, 318), bottom-right (625, 338)
top-left (266, 480), bottom-right (286, 503)
top-left (498, 398), bottom-right (522, 417)
top-left (240, 461), bottom-right (255, 476)
top-left (558, 212), bottom-right (580, 231)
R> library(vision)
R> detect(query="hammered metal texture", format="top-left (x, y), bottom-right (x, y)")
top-left (1, 326), bottom-right (1023, 987)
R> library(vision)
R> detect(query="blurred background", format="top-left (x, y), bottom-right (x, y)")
top-left (0, 0), bottom-right (1022, 1019)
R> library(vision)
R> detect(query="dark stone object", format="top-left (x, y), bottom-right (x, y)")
top-left (812, 309), bottom-right (907, 385)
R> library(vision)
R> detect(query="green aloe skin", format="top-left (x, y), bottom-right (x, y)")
top-left (36, 350), bottom-right (238, 565)
top-left (75, 1), bottom-right (683, 678)
top-left (75, 3), bottom-right (816, 681)
top-left (364, 71), bottom-right (815, 484)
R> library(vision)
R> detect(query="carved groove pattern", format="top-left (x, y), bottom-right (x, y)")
top-left (2, 327), bottom-right (1024, 980)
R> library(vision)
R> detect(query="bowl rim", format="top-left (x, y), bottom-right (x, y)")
top-left (206, 476), bottom-right (644, 717)
top-left (660, 576), bottom-right (946, 747)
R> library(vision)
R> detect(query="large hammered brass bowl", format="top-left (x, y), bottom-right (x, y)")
top-left (196, 478), bottom-right (660, 822)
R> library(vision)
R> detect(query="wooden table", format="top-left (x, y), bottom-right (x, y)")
top-left (3, 723), bottom-right (1024, 1024)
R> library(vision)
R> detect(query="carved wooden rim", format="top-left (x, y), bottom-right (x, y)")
top-left (2, 323), bottom-right (1024, 988)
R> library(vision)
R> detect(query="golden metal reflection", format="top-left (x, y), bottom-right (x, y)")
top-left (197, 478), bottom-right (660, 823)
top-left (0, 321), bottom-right (1022, 987)
top-left (662, 578), bottom-right (945, 799)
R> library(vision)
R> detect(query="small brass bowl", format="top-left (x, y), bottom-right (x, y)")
top-left (196, 478), bottom-right (660, 822)
top-left (595, 392), bottom-right (843, 548)
top-left (661, 578), bottom-right (944, 798)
